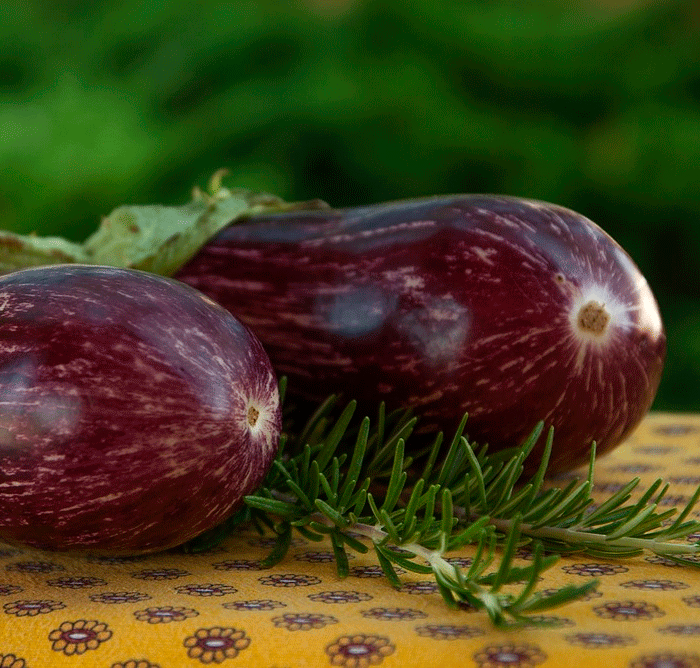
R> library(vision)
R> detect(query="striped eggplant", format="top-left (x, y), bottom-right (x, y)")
top-left (174, 195), bottom-right (666, 472)
top-left (0, 265), bottom-right (281, 553)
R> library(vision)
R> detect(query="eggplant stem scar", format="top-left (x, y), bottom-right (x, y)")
top-left (247, 406), bottom-right (260, 427)
top-left (578, 300), bottom-right (610, 335)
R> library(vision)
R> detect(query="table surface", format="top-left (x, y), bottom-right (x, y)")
top-left (1, 412), bottom-right (700, 668)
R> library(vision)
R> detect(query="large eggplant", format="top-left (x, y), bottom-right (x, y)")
top-left (174, 195), bottom-right (666, 472)
top-left (0, 265), bottom-right (281, 553)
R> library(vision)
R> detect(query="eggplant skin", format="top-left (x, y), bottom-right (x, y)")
top-left (0, 265), bottom-right (281, 554)
top-left (176, 195), bottom-right (666, 473)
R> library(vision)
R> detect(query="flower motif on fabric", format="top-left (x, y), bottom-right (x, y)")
top-left (193, 544), bottom-right (228, 555)
top-left (610, 463), bottom-right (657, 474)
top-left (594, 481), bottom-right (628, 494)
top-left (0, 655), bottom-right (26, 668)
top-left (0, 584), bottom-right (23, 597)
top-left (6, 561), bottom-right (65, 573)
top-left (473, 643), bottom-right (547, 668)
top-left (131, 568), bottom-right (190, 580)
top-left (259, 574), bottom-right (322, 587)
top-left (133, 606), bottom-right (199, 624)
top-left (658, 625), bottom-right (700, 636)
top-left (564, 632), bottom-right (637, 648)
top-left (672, 552), bottom-right (700, 564)
top-left (222, 599), bottom-right (286, 611)
top-left (634, 445), bottom-right (678, 456)
top-left (682, 595), bottom-right (700, 608)
top-left (0, 548), bottom-right (22, 558)
top-left (645, 555), bottom-right (681, 567)
top-left (271, 612), bottom-right (338, 631)
top-left (349, 565), bottom-right (405, 578)
top-left (457, 600), bottom-right (479, 612)
top-left (593, 600), bottom-right (664, 621)
top-left (514, 548), bottom-right (535, 561)
top-left (325, 634), bottom-right (395, 667)
top-left (397, 581), bottom-right (440, 595)
top-left (295, 551), bottom-right (347, 563)
top-left (90, 591), bottom-right (151, 604)
top-left (308, 590), bottom-right (373, 604)
top-left (415, 624), bottom-right (486, 640)
top-left (669, 476), bottom-right (700, 485)
top-left (111, 661), bottom-right (161, 668)
top-left (518, 615), bottom-right (575, 628)
top-left (620, 579), bottom-right (689, 591)
top-left (47, 576), bottom-right (107, 589)
top-left (4, 599), bottom-right (65, 616)
top-left (654, 423), bottom-right (698, 436)
top-left (48, 619), bottom-right (112, 656)
top-left (658, 495), bottom-right (691, 507)
top-left (183, 627), bottom-right (251, 664)
top-left (86, 554), bottom-right (147, 565)
top-left (549, 470), bottom-right (579, 482)
top-left (248, 536), bottom-right (305, 549)
top-left (629, 653), bottom-right (700, 668)
top-left (444, 556), bottom-right (473, 568)
top-left (385, 546), bottom-right (412, 556)
top-left (360, 607), bottom-right (427, 621)
top-left (175, 583), bottom-right (238, 597)
top-left (562, 563), bottom-right (628, 576)
top-left (212, 559), bottom-right (262, 571)
top-left (539, 586), bottom-right (602, 601)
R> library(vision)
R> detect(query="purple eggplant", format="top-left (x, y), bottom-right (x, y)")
top-left (175, 195), bottom-right (666, 472)
top-left (0, 265), bottom-right (281, 553)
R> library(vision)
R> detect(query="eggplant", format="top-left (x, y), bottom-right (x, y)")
top-left (0, 265), bottom-right (281, 553)
top-left (174, 195), bottom-right (666, 472)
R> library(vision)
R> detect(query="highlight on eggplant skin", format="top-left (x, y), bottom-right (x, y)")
top-left (175, 195), bottom-right (666, 473)
top-left (0, 265), bottom-right (281, 554)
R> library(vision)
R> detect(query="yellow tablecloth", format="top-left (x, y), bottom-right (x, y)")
top-left (1, 412), bottom-right (700, 667)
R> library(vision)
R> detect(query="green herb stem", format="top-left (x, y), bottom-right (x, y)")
top-left (482, 514), bottom-right (700, 557)
top-left (222, 387), bottom-right (700, 625)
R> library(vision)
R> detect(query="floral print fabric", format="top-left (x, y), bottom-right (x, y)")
top-left (0, 413), bottom-right (700, 667)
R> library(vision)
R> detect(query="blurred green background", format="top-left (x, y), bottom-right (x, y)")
top-left (1, 0), bottom-right (698, 410)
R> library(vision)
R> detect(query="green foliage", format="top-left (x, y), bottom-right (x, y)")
top-left (1, 0), bottom-right (698, 408)
top-left (189, 384), bottom-right (700, 627)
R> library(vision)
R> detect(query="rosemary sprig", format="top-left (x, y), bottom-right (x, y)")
top-left (191, 386), bottom-right (700, 626)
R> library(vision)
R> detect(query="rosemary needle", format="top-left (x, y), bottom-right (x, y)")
top-left (190, 384), bottom-right (700, 627)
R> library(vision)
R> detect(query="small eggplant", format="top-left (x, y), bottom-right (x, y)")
top-left (175, 195), bottom-right (666, 472)
top-left (0, 265), bottom-right (281, 553)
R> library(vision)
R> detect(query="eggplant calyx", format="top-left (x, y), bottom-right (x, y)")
top-left (0, 169), bottom-right (328, 278)
top-left (0, 231), bottom-right (88, 275)
top-left (82, 178), bottom-right (278, 277)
